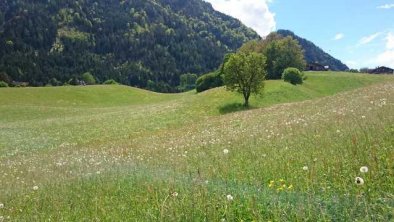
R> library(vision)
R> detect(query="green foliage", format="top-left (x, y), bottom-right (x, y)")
top-left (0, 0), bottom-right (259, 92)
top-left (49, 78), bottom-right (62, 86)
top-left (103, 79), bottom-right (119, 85)
top-left (224, 53), bottom-right (267, 106)
top-left (0, 72), bottom-right (12, 84)
top-left (264, 37), bottom-right (306, 79)
top-left (238, 34), bottom-right (306, 80)
top-left (146, 80), bottom-right (174, 93)
top-left (0, 81), bottom-right (9, 87)
top-left (282, 68), bottom-right (303, 85)
top-left (68, 77), bottom-right (80, 86)
top-left (81, 72), bottom-right (96, 85)
top-left (359, 68), bottom-right (370, 73)
top-left (196, 71), bottom-right (223, 93)
top-left (348, 69), bottom-right (360, 73)
top-left (178, 73), bottom-right (198, 92)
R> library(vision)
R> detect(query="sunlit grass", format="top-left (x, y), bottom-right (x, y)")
top-left (0, 72), bottom-right (393, 221)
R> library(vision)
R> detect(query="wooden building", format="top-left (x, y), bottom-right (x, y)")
top-left (306, 62), bottom-right (329, 71)
top-left (369, 66), bottom-right (394, 74)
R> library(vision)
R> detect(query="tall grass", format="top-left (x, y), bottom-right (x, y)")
top-left (0, 72), bottom-right (393, 221)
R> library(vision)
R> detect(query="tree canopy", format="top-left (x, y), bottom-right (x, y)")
top-left (239, 33), bottom-right (306, 79)
top-left (0, 0), bottom-right (259, 92)
top-left (223, 53), bottom-right (267, 107)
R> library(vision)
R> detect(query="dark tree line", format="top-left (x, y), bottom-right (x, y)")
top-left (0, 0), bottom-right (258, 92)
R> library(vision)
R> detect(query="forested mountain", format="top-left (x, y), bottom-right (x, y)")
top-left (0, 0), bottom-right (258, 91)
top-left (277, 30), bottom-right (348, 71)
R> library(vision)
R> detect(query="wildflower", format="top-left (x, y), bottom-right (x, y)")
top-left (0, 203), bottom-right (4, 209)
top-left (172, 192), bottom-right (178, 197)
top-left (361, 116), bottom-right (366, 119)
top-left (223, 149), bottom-right (229, 154)
top-left (96, 171), bottom-right (101, 175)
top-left (226, 194), bottom-right (234, 201)
top-left (360, 166), bottom-right (368, 173)
top-left (287, 184), bottom-right (293, 190)
top-left (355, 177), bottom-right (364, 185)
top-left (336, 130), bottom-right (341, 133)
top-left (268, 180), bottom-right (274, 188)
top-left (33, 186), bottom-right (39, 191)
top-left (303, 166), bottom-right (308, 171)
top-left (313, 158), bottom-right (318, 162)
top-left (279, 179), bottom-right (284, 182)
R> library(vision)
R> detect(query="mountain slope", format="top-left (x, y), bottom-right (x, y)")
top-left (277, 30), bottom-right (349, 71)
top-left (0, 0), bottom-right (258, 91)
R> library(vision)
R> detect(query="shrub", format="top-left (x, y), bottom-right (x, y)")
top-left (81, 72), bottom-right (96, 85)
top-left (103, 79), bottom-right (119, 85)
top-left (0, 72), bottom-right (11, 84)
top-left (282, 67), bottom-right (303, 85)
top-left (178, 73), bottom-right (197, 92)
top-left (49, 78), bottom-right (62, 86)
top-left (68, 77), bottom-right (80, 86)
top-left (0, 81), bottom-right (9, 87)
top-left (196, 71), bottom-right (223, 93)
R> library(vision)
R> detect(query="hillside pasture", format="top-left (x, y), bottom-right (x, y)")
top-left (0, 72), bottom-right (393, 221)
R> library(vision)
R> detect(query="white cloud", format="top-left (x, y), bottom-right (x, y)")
top-left (204, 0), bottom-right (276, 37)
top-left (385, 32), bottom-right (394, 49)
top-left (377, 4), bottom-right (394, 9)
top-left (374, 32), bottom-right (394, 68)
top-left (333, 33), bottom-right (344, 40)
top-left (376, 50), bottom-right (394, 67)
top-left (358, 32), bottom-right (381, 45)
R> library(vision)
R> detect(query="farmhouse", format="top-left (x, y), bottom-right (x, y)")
top-left (369, 66), bottom-right (394, 74)
top-left (306, 62), bottom-right (329, 71)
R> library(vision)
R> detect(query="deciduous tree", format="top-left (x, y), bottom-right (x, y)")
top-left (223, 53), bottom-right (267, 107)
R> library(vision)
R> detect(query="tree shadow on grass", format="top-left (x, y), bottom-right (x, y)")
top-left (218, 102), bottom-right (255, 114)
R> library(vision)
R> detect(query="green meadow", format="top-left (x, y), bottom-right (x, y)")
top-left (0, 72), bottom-right (393, 221)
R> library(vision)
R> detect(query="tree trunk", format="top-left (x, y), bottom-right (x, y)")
top-left (243, 92), bottom-right (250, 107)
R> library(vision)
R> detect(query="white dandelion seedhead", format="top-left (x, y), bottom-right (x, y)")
top-left (302, 166), bottom-right (309, 171)
top-left (355, 177), bottom-right (364, 185)
top-left (226, 194), bottom-right (234, 201)
top-left (223, 149), bottom-right (229, 155)
top-left (360, 166), bottom-right (368, 173)
top-left (33, 186), bottom-right (39, 191)
top-left (172, 192), bottom-right (178, 197)
top-left (0, 203), bottom-right (4, 209)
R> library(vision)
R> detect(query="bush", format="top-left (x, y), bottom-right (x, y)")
top-left (68, 77), bottom-right (80, 86)
top-left (0, 72), bottom-right (11, 84)
top-left (282, 67), bottom-right (303, 85)
top-left (49, 78), bottom-right (62, 86)
top-left (178, 73), bottom-right (197, 92)
top-left (81, 72), bottom-right (96, 85)
top-left (196, 71), bottom-right (223, 93)
top-left (103, 79), bottom-right (119, 85)
top-left (0, 81), bottom-right (9, 87)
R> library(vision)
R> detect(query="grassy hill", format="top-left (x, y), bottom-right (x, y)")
top-left (0, 72), bottom-right (393, 220)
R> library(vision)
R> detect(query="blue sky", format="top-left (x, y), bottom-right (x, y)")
top-left (205, 0), bottom-right (394, 69)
